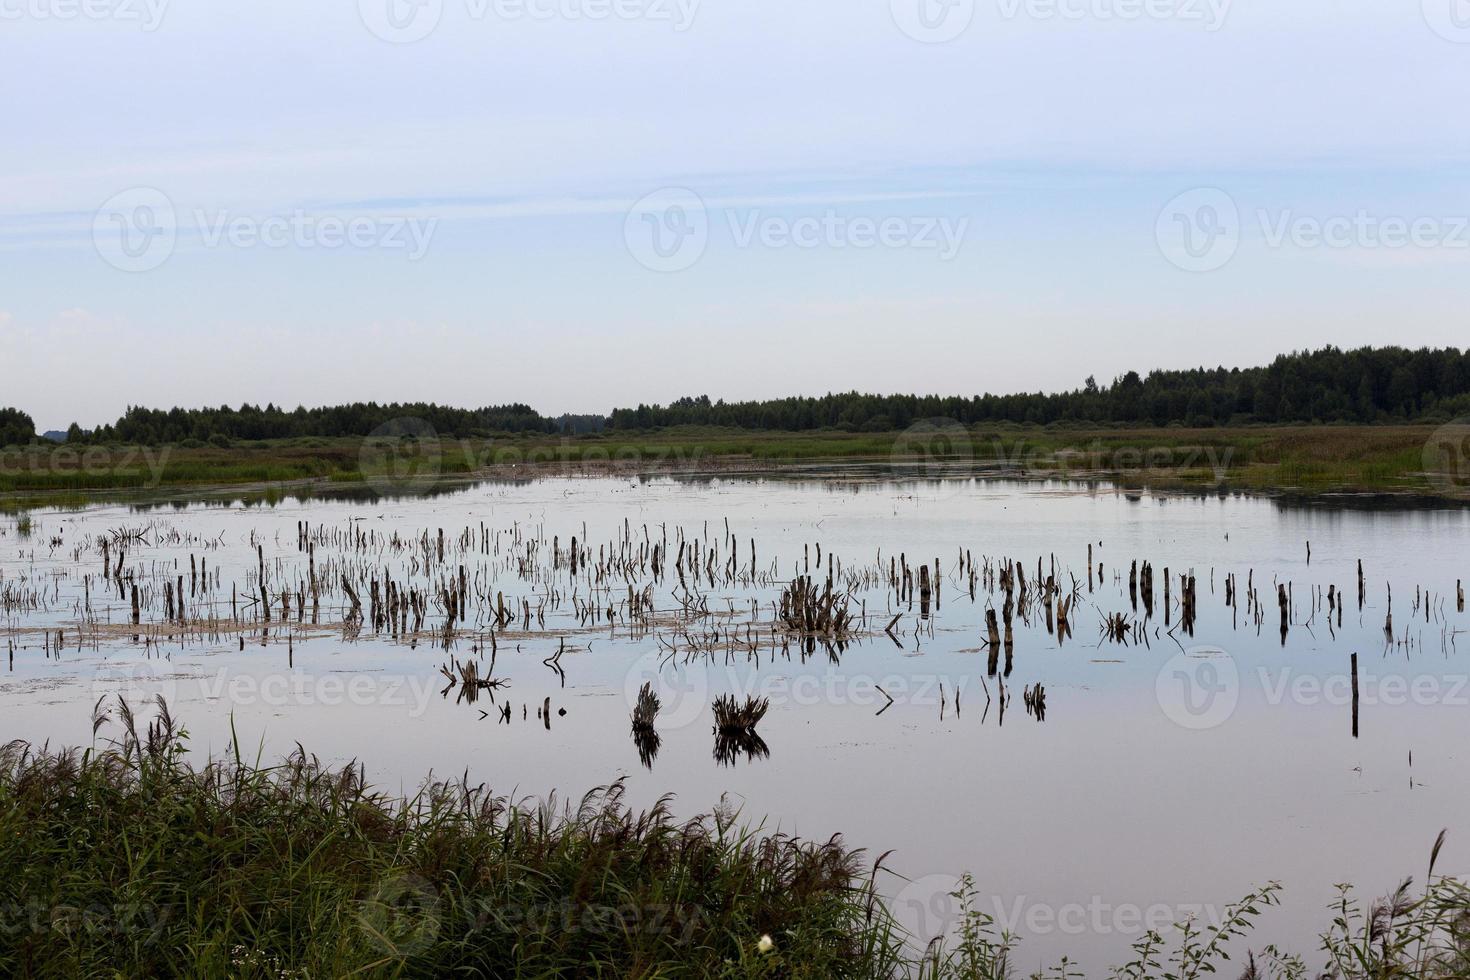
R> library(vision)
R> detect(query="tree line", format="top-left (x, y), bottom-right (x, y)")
top-left (0, 408), bottom-right (34, 447)
top-left (607, 346), bottom-right (1470, 431)
top-left (61, 403), bottom-right (574, 446)
top-left (2, 346), bottom-right (1466, 448)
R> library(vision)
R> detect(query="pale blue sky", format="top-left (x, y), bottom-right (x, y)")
top-left (3, 0), bottom-right (1469, 429)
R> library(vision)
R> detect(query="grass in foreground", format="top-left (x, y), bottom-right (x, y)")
top-left (1, 699), bottom-right (1468, 978)
top-left (0, 699), bottom-right (899, 979)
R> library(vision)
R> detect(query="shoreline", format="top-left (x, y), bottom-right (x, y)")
top-left (2, 429), bottom-right (1466, 512)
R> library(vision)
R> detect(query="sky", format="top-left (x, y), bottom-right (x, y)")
top-left (2, 0), bottom-right (1469, 430)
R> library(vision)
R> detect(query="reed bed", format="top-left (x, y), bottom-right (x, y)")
top-left (713, 694), bottom-right (771, 734)
top-left (6, 499), bottom-right (1464, 745)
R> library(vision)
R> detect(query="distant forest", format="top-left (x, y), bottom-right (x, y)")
top-left (18, 405), bottom-right (605, 447)
top-left (608, 347), bottom-right (1470, 431)
top-left (1, 346), bottom-right (1467, 448)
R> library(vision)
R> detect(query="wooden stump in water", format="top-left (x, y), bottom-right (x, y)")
top-left (1351, 653), bottom-right (1360, 739)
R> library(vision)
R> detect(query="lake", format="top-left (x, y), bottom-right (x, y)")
top-left (2, 470), bottom-right (1467, 970)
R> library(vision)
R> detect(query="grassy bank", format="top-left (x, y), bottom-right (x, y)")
top-left (0, 701), bottom-right (897, 978)
top-left (2, 700), bottom-right (1469, 978)
top-left (0, 423), bottom-right (1464, 506)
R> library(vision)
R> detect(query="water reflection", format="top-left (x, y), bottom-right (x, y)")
top-left (712, 729), bottom-right (770, 767)
top-left (632, 727), bottom-right (662, 770)
top-left (5, 471), bottom-right (1470, 970)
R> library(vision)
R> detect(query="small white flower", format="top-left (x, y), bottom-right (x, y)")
top-left (757, 934), bottom-right (774, 954)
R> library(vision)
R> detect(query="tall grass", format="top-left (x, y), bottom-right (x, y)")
top-left (0, 698), bottom-right (902, 978)
top-left (1, 701), bottom-right (1467, 977)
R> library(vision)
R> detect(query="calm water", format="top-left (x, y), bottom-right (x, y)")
top-left (2, 473), bottom-right (1467, 970)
